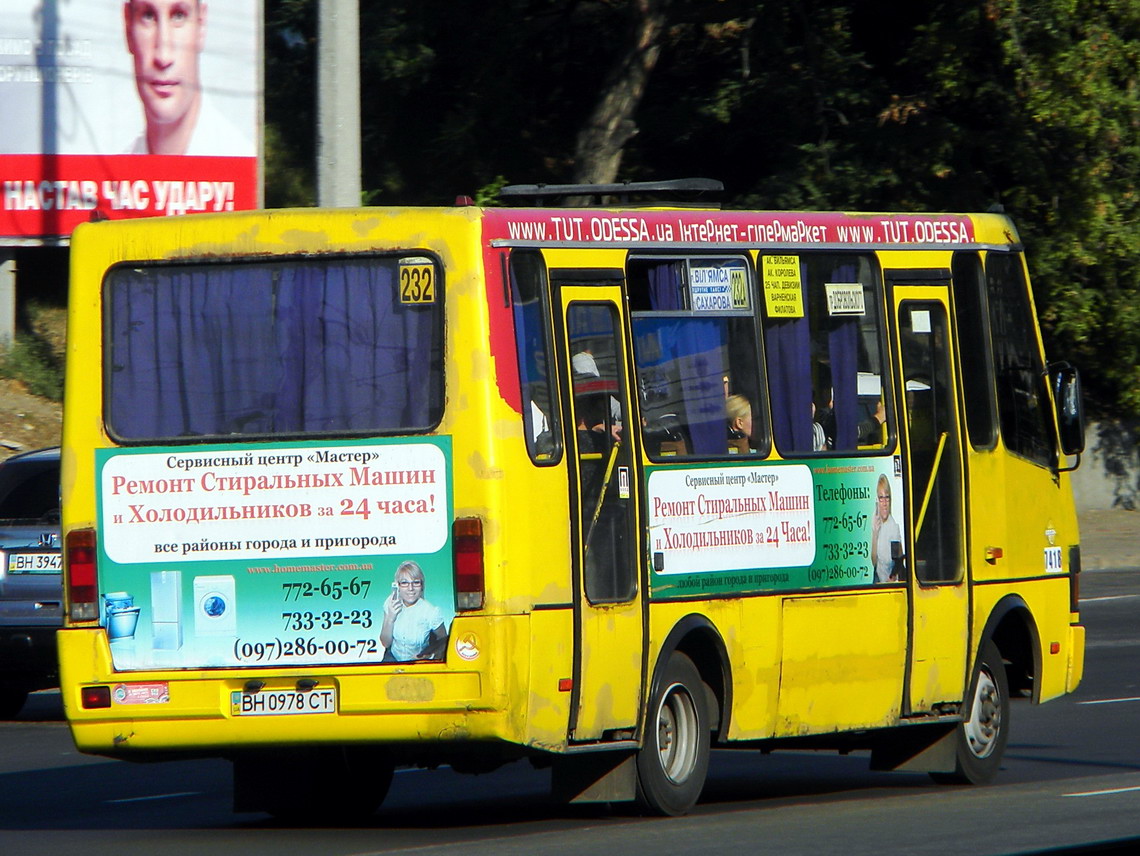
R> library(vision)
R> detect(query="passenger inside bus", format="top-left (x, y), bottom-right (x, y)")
top-left (858, 399), bottom-right (888, 447)
top-left (529, 399), bottom-right (555, 455)
top-left (812, 397), bottom-right (828, 451)
top-left (574, 379), bottom-right (620, 453)
top-left (726, 394), bottom-right (755, 453)
top-left (573, 348), bottom-right (622, 439)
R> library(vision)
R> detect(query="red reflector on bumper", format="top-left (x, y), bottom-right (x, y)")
top-left (81, 686), bottom-right (112, 709)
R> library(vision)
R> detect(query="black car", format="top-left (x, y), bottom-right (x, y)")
top-left (0, 447), bottom-right (62, 718)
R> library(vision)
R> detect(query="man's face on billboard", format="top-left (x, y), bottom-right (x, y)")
top-left (124, 0), bottom-right (206, 130)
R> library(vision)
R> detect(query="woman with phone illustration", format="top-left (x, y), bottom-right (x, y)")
top-left (380, 560), bottom-right (447, 661)
top-left (870, 474), bottom-right (903, 583)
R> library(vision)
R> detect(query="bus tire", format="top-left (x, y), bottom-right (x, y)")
top-left (931, 639), bottom-right (1009, 785)
top-left (635, 651), bottom-right (709, 816)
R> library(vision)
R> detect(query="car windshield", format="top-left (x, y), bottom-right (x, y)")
top-left (0, 454), bottom-right (60, 522)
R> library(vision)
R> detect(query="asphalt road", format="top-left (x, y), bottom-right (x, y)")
top-left (1, 566), bottom-right (1137, 856)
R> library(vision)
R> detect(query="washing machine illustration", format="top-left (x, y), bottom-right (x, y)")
top-left (193, 575), bottom-right (237, 636)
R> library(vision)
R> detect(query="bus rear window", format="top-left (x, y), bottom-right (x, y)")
top-left (105, 256), bottom-right (444, 441)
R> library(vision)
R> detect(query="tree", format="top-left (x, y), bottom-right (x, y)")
top-left (262, 1), bottom-right (1140, 417)
top-left (891, 0), bottom-right (1140, 415)
top-left (984, 0), bottom-right (1140, 415)
top-left (265, 0), bottom-right (317, 206)
top-left (571, 0), bottom-right (667, 185)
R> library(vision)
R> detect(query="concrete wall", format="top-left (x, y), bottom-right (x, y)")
top-left (1071, 420), bottom-right (1140, 511)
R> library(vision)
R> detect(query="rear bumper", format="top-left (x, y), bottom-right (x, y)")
top-left (57, 618), bottom-right (527, 758)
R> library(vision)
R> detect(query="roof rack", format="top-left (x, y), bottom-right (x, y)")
top-left (497, 178), bottom-right (724, 207)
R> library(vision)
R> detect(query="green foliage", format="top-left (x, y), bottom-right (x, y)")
top-left (473, 176), bottom-right (511, 207)
top-left (0, 334), bottom-right (63, 401)
top-left (263, 0), bottom-right (1140, 417)
top-left (973, 0), bottom-right (1140, 414)
top-left (0, 297), bottom-right (65, 402)
top-left (264, 0), bottom-right (316, 199)
top-left (264, 123), bottom-right (315, 208)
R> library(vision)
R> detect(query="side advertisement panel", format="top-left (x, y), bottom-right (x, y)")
top-left (94, 438), bottom-right (454, 671)
top-left (648, 456), bottom-right (905, 596)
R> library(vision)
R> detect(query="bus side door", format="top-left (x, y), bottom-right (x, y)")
top-left (554, 280), bottom-right (645, 742)
top-left (889, 281), bottom-right (970, 712)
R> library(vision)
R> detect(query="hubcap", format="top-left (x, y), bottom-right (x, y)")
top-left (964, 667), bottom-right (1001, 759)
top-left (656, 681), bottom-right (698, 784)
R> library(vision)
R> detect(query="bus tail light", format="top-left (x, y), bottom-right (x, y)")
top-left (453, 517), bottom-right (484, 611)
top-left (66, 528), bottom-right (99, 621)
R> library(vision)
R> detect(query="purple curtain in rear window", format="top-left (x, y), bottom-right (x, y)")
top-left (107, 259), bottom-right (441, 440)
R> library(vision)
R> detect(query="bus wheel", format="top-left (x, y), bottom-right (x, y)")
top-left (635, 652), bottom-right (709, 816)
top-left (931, 639), bottom-right (1009, 785)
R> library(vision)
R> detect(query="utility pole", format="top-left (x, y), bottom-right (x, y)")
top-left (317, 0), bottom-right (361, 207)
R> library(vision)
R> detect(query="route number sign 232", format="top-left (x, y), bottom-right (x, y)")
top-left (399, 259), bottom-right (436, 304)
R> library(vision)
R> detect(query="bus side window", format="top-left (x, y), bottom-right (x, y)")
top-left (984, 252), bottom-right (1054, 467)
top-left (510, 251), bottom-right (562, 463)
top-left (761, 253), bottom-right (889, 456)
top-left (952, 251), bottom-right (998, 449)
top-left (628, 257), bottom-right (765, 460)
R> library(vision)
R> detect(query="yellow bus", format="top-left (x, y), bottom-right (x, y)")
top-left (58, 180), bottom-right (1086, 818)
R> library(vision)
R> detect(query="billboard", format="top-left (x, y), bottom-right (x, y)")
top-left (0, 0), bottom-right (261, 240)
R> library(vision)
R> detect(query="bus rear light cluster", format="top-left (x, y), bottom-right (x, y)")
top-left (453, 517), bottom-right (485, 610)
top-left (66, 528), bottom-right (99, 621)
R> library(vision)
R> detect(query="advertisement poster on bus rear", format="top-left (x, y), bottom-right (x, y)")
top-left (0, 0), bottom-right (260, 239)
top-left (94, 438), bottom-right (455, 672)
top-left (648, 457), bottom-right (905, 596)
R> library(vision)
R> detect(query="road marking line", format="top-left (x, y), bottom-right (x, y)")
top-left (105, 792), bottom-right (200, 804)
top-left (1077, 696), bottom-right (1140, 705)
top-left (1081, 594), bottom-right (1139, 602)
top-left (1063, 785), bottom-right (1140, 798)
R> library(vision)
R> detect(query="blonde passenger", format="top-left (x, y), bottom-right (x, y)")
top-left (726, 394), bottom-right (754, 452)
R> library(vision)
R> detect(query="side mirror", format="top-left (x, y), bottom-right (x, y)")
top-left (1050, 362), bottom-right (1085, 458)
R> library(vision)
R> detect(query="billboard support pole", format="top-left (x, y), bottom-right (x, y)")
top-left (0, 253), bottom-right (14, 351)
top-left (317, 0), bottom-right (361, 208)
